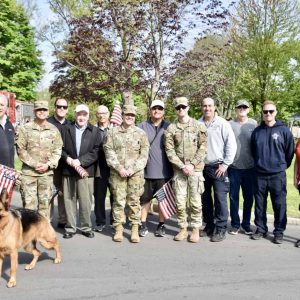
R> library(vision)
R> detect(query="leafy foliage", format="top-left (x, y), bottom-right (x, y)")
top-left (48, 0), bottom-right (230, 106)
top-left (0, 0), bottom-right (43, 100)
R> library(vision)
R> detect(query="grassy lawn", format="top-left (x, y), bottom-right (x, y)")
top-left (14, 156), bottom-right (300, 218)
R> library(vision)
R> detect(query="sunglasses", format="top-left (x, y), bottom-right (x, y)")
top-left (175, 105), bottom-right (187, 111)
top-left (263, 110), bottom-right (275, 115)
top-left (56, 105), bottom-right (68, 110)
top-left (35, 108), bottom-right (48, 112)
top-left (151, 106), bottom-right (164, 111)
top-left (237, 105), bottom-right (248, 109)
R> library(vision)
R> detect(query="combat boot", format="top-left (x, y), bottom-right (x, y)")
top-left (189, 228), bottom-right (199, 243)
top-left (113, 224), bottom-right (123, 242)
top-left (174, 228), bottom-right (188, 241)
top-left (131, 224), bottom-right (140, 243)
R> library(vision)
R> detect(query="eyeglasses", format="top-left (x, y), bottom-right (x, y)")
top-left (97, 112), bottom-right (108, 115)
top-left (151, 106), bottom-right (164, 111)
top-left (175, 105), bottom-right (187, 111)
top-left (56, 105), bottom-right (68, 110)
top-left (263, 110), bottom-right (275, 115)
top-left (237, 105), bottom-right (248, 109)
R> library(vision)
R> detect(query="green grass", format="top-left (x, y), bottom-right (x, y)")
top-left (14, 156), bottom-right (300, 218)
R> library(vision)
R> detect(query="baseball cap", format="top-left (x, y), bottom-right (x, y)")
top-left (173, 97), bottom-right (189, 108)
top-left (34, 100), bottom-right (49, 110)
top-left (150, 100), bottom-right (165, 109)
top-left (123, 105), bottom-right (137, 115)
top-left (235, 100), bottom-right (250, 108)
top-left (75, 104), bottom-right (89, 114)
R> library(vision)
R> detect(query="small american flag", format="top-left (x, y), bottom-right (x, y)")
top-left (74, 165), bottom-right (89, 178)
top-left (154, 180), bottom-right (176, 220)
top-left (0, 164), bottom-right (20, 207)
top-left (110, 101), bottom-right (122, 126)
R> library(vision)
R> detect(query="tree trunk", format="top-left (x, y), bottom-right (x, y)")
top-left (121, 89), bottom-right (134, 105)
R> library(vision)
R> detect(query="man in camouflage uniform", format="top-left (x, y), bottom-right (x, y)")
top-left (16, 100), bottom-right (63, 219)
top-left (164, 97), bottom-right (207, 243)
top-left (103, 105), bottom-right (149, 243)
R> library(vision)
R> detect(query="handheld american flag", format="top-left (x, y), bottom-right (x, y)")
top-left (0, 164), bottom-right (21, 207)
top-left (110, 101), bottom-right (122, 126)
top-left (154, 180), bottom-right (176, 220)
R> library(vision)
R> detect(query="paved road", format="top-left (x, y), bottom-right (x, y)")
top-left (1, 192), bottom-right (300, 299)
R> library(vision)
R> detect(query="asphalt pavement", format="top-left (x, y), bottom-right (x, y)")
top-left (1, 191), bottom-right (300, 299)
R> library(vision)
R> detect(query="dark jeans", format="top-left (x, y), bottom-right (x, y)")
top-left (94, 176), bottom-right (113, 225)
top-left (228, 167), bottom-right (255, 229)
top-left (202, 164), bottom-right (230, 231)
top-left (254, 171), bottom-right (287, 236)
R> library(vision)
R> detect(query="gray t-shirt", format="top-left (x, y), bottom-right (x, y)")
top-left (138, 120), bottom-right (173, 179)
top-left (229, 118), bottom-right (257, 169)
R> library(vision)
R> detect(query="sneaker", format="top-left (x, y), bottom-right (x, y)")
top-left (241, 225), bottom-right (253, 235)
top-left (94, 224), bottom-right (106, 232)
top-left (251, 230), bottom-right (268, 240)
top-left (138, 225), bottom-right (148, 237)
top-left (200, 225), bottom-right (215, 237)
top-left (155, 224), bottom-right (166, 237)
top-left (273, 235), bottom-right (283, 244)
top-left (211, 231), bottom-right (226, 242)
top-left (229, 227), bottom-right (239, 235)
top-left (295, 240), bottom-right (300, 248)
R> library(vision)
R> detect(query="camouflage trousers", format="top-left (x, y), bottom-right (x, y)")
top-left (21, 175), bottom-right (53, 220)
top-left (173, 169), bottom-right (205, 228)
top-left (109, 171), bottom-right (144, 227)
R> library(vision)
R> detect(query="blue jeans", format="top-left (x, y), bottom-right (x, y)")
top-left (228, 167), bottom-right (255, 229)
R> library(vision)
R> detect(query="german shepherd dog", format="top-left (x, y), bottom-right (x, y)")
top-left (0, 188), bottom-right (62, 288)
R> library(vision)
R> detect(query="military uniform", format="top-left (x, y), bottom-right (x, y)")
top-left (103, 114), bottom-right (149, 229)
top-left (16, 102), bottom-right (62, 219)
top-left (164, 114), bottom-right (207, 229)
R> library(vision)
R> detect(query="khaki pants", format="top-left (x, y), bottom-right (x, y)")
top-left (63, 176), bottom-right (94, 233)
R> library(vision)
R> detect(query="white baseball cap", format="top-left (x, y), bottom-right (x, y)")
top-left (150, 100), bottom-right (165, 109)
top-left (75, 104), bottom-right (89, 114)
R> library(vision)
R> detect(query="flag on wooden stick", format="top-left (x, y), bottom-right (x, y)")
top-left (154, 180), bottom-right (176, 220)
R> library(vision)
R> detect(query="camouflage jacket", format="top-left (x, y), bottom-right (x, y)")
top-left (16, 120), bottom-right (63, 176)
top-left (103, 124), bottom-right (149, 175)
top-left (164, 117), bottom-right (207, 171)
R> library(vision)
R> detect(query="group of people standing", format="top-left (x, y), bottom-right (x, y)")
top-left (0, 92), bottom-right (299, 246)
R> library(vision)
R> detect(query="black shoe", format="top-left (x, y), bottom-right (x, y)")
top-left (273, 235), bottom-right (283, 244)
top-left (295, 240), bottom-right (300, 248)
top-left (57, 222), bottom-right (66, 229)
top-left (200, 225), bottom-right (214, 237)
top-left (155, 224), bottom-right (166, 237)
top-left (94, 224), bottom-right (106, 232)
top-left (241, 225), bottom-right (253, 235)
top-left (211, 231), bottom-right (226, 242)
top-left (82, 231), bottom-right (94, 238)
top-left (251, 230), bottom-right (268, 240)
top-left (139, 225), bottom-right (148, 237)
top-left (63, 232), bottom-right (74, 239)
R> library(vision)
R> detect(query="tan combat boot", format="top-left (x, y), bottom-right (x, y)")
top-left (131, 224), bottom-right (140, 243)
top-left (174, 228), bottom-right (188, 241)
top-left (113, 224), bottom-right (123, 242)
top-left (189, 227), bottom-right (200, 243)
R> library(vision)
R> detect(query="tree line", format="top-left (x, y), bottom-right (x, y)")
top-left (1, 0), bottom-right (300, 122)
